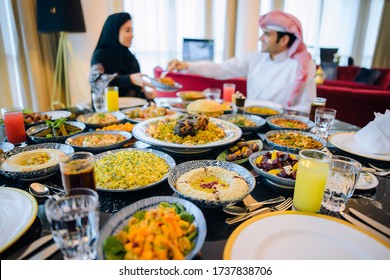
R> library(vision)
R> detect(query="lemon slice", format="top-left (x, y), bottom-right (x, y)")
top-left (271, 150), bottom-right (277, 161)
top-left (255, 155), bottom-right (263, 165)
top-left (268, 169), bottom-right (282, 175)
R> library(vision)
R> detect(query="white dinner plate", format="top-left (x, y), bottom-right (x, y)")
top-left (355, 172), bottom-right (379, 190)
top-left (0, 187), bottom-right (38, 253)
top-left (132, 115), bottom-right (242, 154)
top-left (244, 100), bottom-right (283, 109)
top-left (118, 97), bottom-right (147, 109)
top-left (224, 211), bottom-right (390, 259)
top-left (329, 132), bottom-right (390, 162)
top-left (43, 110), bottom-right (71, 120)
top-left (0, 142), bottom-right (14, 152)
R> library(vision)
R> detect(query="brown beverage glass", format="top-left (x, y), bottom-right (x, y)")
top-left (309, 97), bottom-right (326, 121)
top-left (59, 152), bottom-right (96, 194)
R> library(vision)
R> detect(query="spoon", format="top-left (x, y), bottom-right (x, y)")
top-left (29, 183), bottom-right (61, 199)
top-left (223, 196), bottom-right (286, 216)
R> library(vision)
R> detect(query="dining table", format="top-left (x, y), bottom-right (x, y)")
top-left (1, 105), bottom-right (389, 260)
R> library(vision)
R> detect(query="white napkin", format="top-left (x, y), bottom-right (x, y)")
top-left (355, 110), bottom-right (390, 154)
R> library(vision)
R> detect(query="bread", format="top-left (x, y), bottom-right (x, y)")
top-left (187, 99), bottom-right (223, 117)
top-left (177, 91), bottom-right (206, 101)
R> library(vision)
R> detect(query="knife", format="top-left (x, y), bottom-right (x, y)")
top-left (361, 167), bottom-right (377, 173)
top-left (28, 243), bottom-right (59, 260)
top-left (226, 207), bottom-right (272, 225)
top-left (340, 212), bottom-right (390, 243)
top-left (349, 208), bottom-right (390, 236)
top-left (14, 234), bottom-right (53, 260)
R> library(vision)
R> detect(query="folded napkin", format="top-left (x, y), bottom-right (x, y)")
top-left (355, 110), bottom-right (390, 154)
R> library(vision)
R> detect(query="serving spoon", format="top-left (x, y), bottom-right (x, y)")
top-left (29, 183), bottom-right (61, 200)
top-left (223, 196), bottom-right (286, 215)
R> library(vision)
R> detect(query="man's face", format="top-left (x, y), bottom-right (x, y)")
top-left (259, 28), bottom-right (286, 56)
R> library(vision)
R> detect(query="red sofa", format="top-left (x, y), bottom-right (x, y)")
top-left (317, 66), bottom-right (390, 127)
top-left (323, 66), bottom-right (390, 91)
top-left (316, 85), bottom-right (390, 127)
top-left (154, 66), bottom-right (390, 127)
top-left (153, 66), bottom-right (247, 98)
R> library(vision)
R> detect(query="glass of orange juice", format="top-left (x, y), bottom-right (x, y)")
top-left (104, 86), bottom-right (119, 112)
top-left (293, 149), bottom-right (331, 213)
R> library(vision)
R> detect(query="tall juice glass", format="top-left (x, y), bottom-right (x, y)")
top-left (293, 149), bottom-right (331, 212)
top-left (223, 83), bottom-right (235, 103)
top-left (1, 107), bottom-right (26, 145)
top-left (105, 86), bottom-right (119, 112)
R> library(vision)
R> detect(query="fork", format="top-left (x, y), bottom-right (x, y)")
top-left (225, 197), bottom-right (293, 225)
top-left (368, 163), bottom-right (390, 173)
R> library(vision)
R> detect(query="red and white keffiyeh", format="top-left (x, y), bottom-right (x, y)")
top-left (258, 11), bottom-right (312, 107)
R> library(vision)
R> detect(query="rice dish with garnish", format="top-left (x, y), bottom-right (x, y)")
top-left (86, 113), bottom-right (117, 124)
top-left (94, 150), bottom-right (170, 190)
top-left (146, 114), bottom-right (225, 145)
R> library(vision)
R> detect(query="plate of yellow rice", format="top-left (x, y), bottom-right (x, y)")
top-left (132, 115), bottom-right (242, 154)
top-left (94, 148), bottom-right (176, 192)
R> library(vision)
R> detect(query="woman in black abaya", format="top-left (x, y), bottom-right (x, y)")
top-left (90, 12), bottom-right (155, 99)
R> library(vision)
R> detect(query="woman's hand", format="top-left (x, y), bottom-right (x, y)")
top-left (130, 73), bottom-right (156, 100)
top-left (130, 73), bottom-right (148, 87)
top-left (144, 87), bottom-right (156, 100)
top-left (167, 59), bottom-right (189, 72)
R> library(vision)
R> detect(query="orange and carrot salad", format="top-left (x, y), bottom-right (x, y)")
top-left (103, 202), bottom-right (197, 260)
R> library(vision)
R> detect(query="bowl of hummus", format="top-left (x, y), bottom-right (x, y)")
top-left (0, 143), bottom-right (74, 180)
top-left (168, 160), bottom-right (256, 208)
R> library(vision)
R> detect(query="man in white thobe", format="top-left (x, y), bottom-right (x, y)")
top-left (167, 11), bottom-right (316, 113)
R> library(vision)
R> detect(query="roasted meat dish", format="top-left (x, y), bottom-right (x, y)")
top-left (174, 114), bottom-right (209, 137)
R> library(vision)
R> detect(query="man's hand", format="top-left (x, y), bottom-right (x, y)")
top-left (167, 59), bottom-right (189, 72)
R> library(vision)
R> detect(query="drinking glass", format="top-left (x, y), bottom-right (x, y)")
top-left (293, 149), bottom-right (331, 213)
top-left (309, 97), bottom-right (326, 121)
top-left (105, 86), bottom-right (119, 112)
top-left (223, 83), bottom-right (236, 103)
top-left (232, 93), bottom-right (246, 114)
top-left (204, 88), bottom-right (221, 100)
top-left (1, 107), bottom-right (26, 145)
top-left (45, 188), bottom-right (99, 260)
top-left (314, 108), bottom-right (336, 139)
top-left (59, 152), bottom-right (96, 194)
top-left (321, 156), bottom-right (362, 214)
top-left (92, 93), bottom-right (106, 112)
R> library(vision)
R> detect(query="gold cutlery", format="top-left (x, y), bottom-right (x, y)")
top-left (28, 243), bottom-right (59, 260)
top-left (12, 234), bottom-right (53, 260)
top-left (223, 196), bottom-right (286, 215)
top-left (349, 208), bottom-right (390, 236)
top-left (225, 197), bottom-right (293, 225)
top-left (340, 211), bottom-right (390, 243)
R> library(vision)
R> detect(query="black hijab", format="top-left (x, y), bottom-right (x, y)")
top-left (91, 12), bottom-right (143, 97)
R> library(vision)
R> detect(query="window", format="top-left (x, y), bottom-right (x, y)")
top-left (260, 0), bottom-right (384, 67)
top-left (182, 38), bottom-right (214, 61)
top-left (123, 0), bottom-right (227, 76)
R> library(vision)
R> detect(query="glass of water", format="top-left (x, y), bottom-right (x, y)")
top-left (92, 93), bottom-right (106, 112)
top-left (321, 156), bottom-right (361, 215)
top-left (314, 108), bottom-right (337, 139)
top-left (45, 188), bottom-right (99, 260)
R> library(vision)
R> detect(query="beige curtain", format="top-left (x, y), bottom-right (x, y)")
top-left (235, 0), bottom-right (260, 57)
top-left (372, 0), bottom-right (390, 68)
top-left (0, 0), bottom-right (56, 112)
top-left (224, 0), bottom-right (237, 59)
